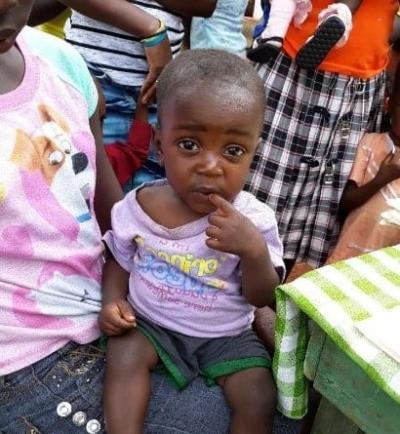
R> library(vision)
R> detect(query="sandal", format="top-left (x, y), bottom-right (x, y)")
top-left (295, 15), bottom-right (345, 70)
top-left (247, 36), bottom-right (283, 63)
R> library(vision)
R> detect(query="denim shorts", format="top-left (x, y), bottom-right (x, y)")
top-left (0, 341), bottom-right (231, 434)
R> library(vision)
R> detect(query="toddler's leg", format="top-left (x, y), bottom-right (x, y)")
top-left (262, 0), bottom-right (297, 41)
top-left (104, 329), bottom-right (159, 434)
top-left (219, 368), bottom-right (276, 434)
top-left (248, 0), bottom-right (297, 62)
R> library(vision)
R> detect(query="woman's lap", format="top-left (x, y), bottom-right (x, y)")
top-left (0, 341), bottom-right (230, 434)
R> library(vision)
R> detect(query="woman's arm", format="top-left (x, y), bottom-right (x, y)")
top-left (59, 0), bottom-right (161, 37)
top-left (340, 179), bottom-right (387, 214)
top-left (29, 0), bottom-right (67, 26)
top-left (61, 0), bottom-right (172, 103)
top-left (156, 0), bottom-right (217, 17)
top-left (90, 103), bottom-right (124, 234)
top-left (340, 152), bottom-right (400, 214)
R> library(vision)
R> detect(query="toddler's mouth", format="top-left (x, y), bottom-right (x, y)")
top-left (0, 29), bottom-right (15, 40)
top-left (194, 187), bottom-right (221, 196)
top-left (0, 29), bottom-right (15, 47)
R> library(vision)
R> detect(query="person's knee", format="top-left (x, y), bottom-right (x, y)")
top-left (107, 330), bottom-right (157, 373)
top-left (236, 382), bottom-right (276, 419)
top-left (254, 384), bottom-right (276, 419)
top-left (226, 369), bottom-right (277, 419)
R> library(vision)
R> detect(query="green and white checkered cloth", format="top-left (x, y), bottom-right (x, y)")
top-left (273, 245), bottom-right (400, 419)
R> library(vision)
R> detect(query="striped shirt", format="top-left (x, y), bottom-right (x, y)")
top-left (65, 1), bottom-right (184, 87)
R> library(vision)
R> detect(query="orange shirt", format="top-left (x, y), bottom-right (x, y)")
top-left (283, 0), bottom-right (398, 78)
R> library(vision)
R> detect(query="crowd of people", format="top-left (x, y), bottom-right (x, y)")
top-left (1, 1), bottom-right (399, 433)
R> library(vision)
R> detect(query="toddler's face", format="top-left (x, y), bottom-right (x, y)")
top-left (0, 0), bottom-right (33, 54)
top-left (156, 88), bottom-right (263, 216)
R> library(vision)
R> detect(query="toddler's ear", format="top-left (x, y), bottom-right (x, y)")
top-left (154, 127), bottom-right (164, 167)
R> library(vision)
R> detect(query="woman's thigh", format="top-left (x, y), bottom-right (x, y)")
top-left (0, 342), bottom-right (230, 434)
top-left (146, 375), bottom-right (230, 434)
top-left (0, 342), bottom-right (106, 434)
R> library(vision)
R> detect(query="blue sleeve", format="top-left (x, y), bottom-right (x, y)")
top-left (23, 26), bottom-right (98, 117)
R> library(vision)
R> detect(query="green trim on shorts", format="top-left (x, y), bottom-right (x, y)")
top-left (137, 325), bottom-right (188, 390)
top-left (202, 356), bottom-right (271, 383)
top-left (96, 335), bottom-right (108, 351)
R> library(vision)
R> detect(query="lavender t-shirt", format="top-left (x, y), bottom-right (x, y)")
top-left (104, 183), bottom-right (285, 338)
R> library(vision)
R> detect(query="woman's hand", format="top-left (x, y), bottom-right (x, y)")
top-left (376, 148), bottom-right (400, 184)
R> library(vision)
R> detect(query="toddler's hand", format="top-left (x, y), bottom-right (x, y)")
top-left (99, 299), bottom-right (136, 336)
top-left (135, 95), bottom-right (149, 123)
top-left (293, 0), bottom-right (312, 28)
top-left (205, 195), bottom-right (266, 258)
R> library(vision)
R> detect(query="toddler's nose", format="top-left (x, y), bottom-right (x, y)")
top-left (198, 152), bottom-right (223, 176)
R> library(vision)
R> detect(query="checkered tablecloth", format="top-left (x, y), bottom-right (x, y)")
top-left (273, 245), bottom-right (400, 419)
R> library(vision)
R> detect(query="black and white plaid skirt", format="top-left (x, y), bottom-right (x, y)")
top-left (245, 52), bottom-right (386, 267)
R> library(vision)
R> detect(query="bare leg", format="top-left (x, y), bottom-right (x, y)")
top-left (247, 0), bottom-right (296, 62)
top-left (262, 0), bottom-right (296, 40)
top-left (104, 329), bottom-right (158, 434)
top-left (219, 368), bottom-right (276, 434)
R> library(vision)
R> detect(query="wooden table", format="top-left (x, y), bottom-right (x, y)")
top-left (305, 325), bottom-right (400, 434)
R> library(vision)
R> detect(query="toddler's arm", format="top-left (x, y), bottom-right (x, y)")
top-left (239, 241), bottom-right (280, 308)
top-left (206, 195), bottom-right (280, 308)
top-left (105, 101), bottom-right (151, 186)
top-left (99, 256), bottom-right (136, 336)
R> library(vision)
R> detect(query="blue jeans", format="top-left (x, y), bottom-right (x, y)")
top-left (0, 341), bottom-right (304, 433)
top-left (0, 341), bottom-right (230, 433)
top-left (89, 67), bottom-right (164, 192)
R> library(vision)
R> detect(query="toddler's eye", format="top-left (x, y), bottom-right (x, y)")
top-left (224, 145), bottom-right (246, 158)
top-left (177, 140), bottom-right (199, 152)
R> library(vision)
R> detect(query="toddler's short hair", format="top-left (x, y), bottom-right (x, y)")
top-left (157, 49), bottom-right (266, 122)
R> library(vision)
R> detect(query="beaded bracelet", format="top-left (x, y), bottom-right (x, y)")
top-left (142, 20), bottom-right (167, 48)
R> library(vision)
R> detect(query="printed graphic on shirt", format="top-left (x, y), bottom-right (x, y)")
top-left (134, 235), bottom-right (228, 314)
top-left (0, 104), bottom-right (101, 331)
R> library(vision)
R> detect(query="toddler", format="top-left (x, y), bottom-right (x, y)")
top-left (248, 0), bottom-right (361, 69)
top-left (100, 49), bottom-right (285, 434)
top-left (99, 89), bottom-right (152, 186)
top-left (0, 2), bottom-right (231, 433)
